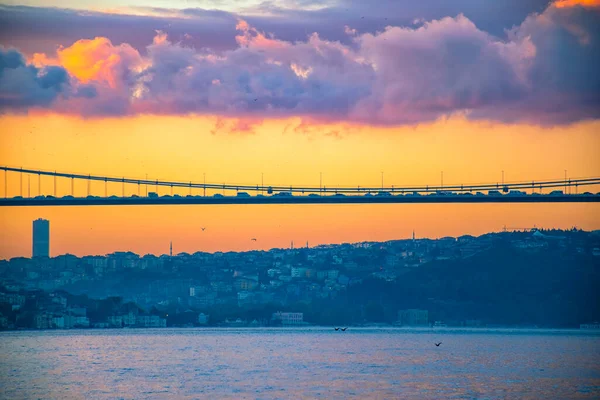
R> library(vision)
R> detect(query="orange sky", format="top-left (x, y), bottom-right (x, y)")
top-left (0, 114), bottom-right (599, 259)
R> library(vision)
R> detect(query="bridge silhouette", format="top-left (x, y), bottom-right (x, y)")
top-left (1, 166), bottom-right (599, 206)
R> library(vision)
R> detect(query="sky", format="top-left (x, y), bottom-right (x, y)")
top-left (0, 0), bottom-right (599, 259)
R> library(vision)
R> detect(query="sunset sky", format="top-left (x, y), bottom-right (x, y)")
top-left (0, 0), bottom-right (599, 259)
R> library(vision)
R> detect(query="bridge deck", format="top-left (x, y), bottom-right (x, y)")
top-left (0, 194), bottom-right (598, 206)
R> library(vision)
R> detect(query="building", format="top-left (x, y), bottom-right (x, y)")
top-left (398, 309), bottom-right (429, 326)
top-left (272, 311), bottom-right (304, 326)
top-left (33, 218), bottom-right (50, 257)
top-left (198, 313), bottom-right (209, 325)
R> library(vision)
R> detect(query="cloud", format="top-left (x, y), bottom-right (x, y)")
top-left (0, 2), bottom-right (598, 125)
top-left (554, 0), bottom-right (600, 8)
top-left (0, 1), bottom-right (550, 56)
top-left (55, 37), bottom-right (143, 88)
top-left (0, 47), bottom-right (73, 110)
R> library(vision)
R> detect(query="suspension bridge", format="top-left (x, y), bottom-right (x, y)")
top-left (1, 166), bottom-right (599, 206)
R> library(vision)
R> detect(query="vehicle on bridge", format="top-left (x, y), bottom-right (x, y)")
top-left (507, 190), bottom-right (526, 196)
top-left (273, 192), bottom-right (293, 197)
top-left (237, 192), bottom-right (251, 198)
top-left (549, 190), bottom-right (564, 196)
top-left (148, 192), bottom-right (159, 198)
top-left (488, 190), bottom-right (502, 196)
top-left (308, 194), bottom-right (320, 198)
top-left (214, 194), bottom-right (224, 198)
top-left (377, 191), bottom-right (392, 197)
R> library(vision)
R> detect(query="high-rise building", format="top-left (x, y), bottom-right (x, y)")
top-left (33, 218), bottom-right (50, 257)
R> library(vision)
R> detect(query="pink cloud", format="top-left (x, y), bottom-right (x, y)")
top-left (1, 2), bottom-right (598, 126)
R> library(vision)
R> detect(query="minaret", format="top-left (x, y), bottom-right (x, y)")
top-left (170, 241), bottom-right (173, 257)
top-left (412, 230), bottom-right (415, 241)
top-left (306, 241), bottom-right (309, 249)
top-left (291, 241), bottom-right (294, 249)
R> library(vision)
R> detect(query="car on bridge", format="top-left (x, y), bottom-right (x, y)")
top-left (273, 192), bottom-right (293, 197)
top-left (34, 195), bottom-right (45, 199)
top-left (507, 190), bottom-right (526, 196)
top-left (549, 190), bottom-right (564, 196)
top-left (214, 194), bottom-right (224, 198)
top-left (148, 192), bottom-right (159, 198)
top-left (488, 190), bottom-right (502, 196)
top-left (63, 195), bottom-right (74, 199)
top-left (376, 191), bottom-right (392, 197)
top-left (308, 194), bottom-right (320, 198)
top-left (236, 192), bottom-right (251, 197)
top-left (333, 193), bottom-right (346, 197)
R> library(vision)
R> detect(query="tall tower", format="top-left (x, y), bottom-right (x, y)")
top-left (33, 218), bottom-right (50, 257)
top-left (412, 230), bottom-right (415, 241)
top-left (170, 241), bottom-right (173, 257)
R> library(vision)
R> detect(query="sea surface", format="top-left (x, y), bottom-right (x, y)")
top-left (1, 328), bottom-right (599, 399)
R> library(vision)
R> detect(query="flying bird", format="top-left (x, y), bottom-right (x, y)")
top-left (435, 342), bottom-right (442, 347)
top-left (201, 227), bottom-right (206, 231)
top-left (251, 238), bottom-right (257, 241)
top-left (341, 327), bottom-right (348, 331)
top-left (334, 327), bottom-right (340, 331)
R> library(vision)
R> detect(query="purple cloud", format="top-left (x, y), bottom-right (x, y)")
top-left (0, 1), bottom-right (598, 126)
top-left (0, 47), bottom-right (73, 109)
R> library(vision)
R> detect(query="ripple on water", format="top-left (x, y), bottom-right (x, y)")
top-left (0, 329), bottom-right (599, 399)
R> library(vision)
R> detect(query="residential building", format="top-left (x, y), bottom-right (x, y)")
top-left (272, 311), bottom-right (304, 326)
top-left (398, 309), bottom-right (429, 326)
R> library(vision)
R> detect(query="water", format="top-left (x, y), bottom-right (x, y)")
top-left (1, 328), bottom-right (599, 399)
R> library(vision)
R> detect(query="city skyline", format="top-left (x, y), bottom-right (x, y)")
top-left (1, 0), bottom-right (599, 257)
top-left (3, 213), bottom-right (597, 261)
